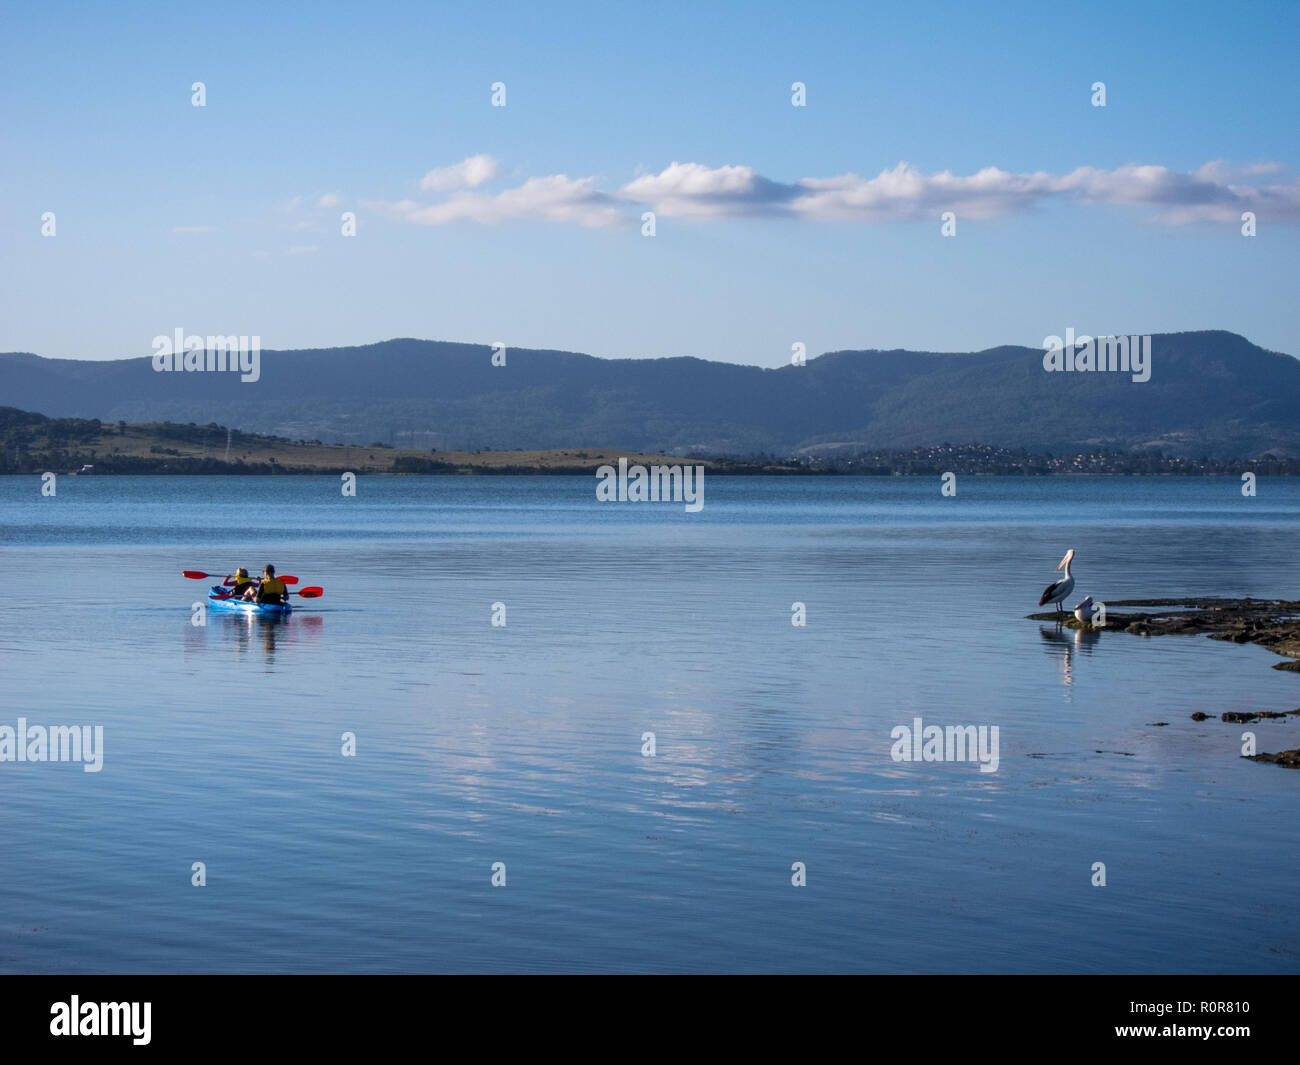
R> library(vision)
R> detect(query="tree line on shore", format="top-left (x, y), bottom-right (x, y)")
top-left (4, 407), bottom-right (1299, 476)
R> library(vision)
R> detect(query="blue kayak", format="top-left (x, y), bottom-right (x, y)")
top-left (208, 586), bottom-right (292, 616)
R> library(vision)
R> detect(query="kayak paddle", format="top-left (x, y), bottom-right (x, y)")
top-left (183, 570), bottom-right (299, 584)
top-left (210, 587), bottom-right (323, 600)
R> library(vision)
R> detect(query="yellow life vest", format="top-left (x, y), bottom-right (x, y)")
top-left (261, 577), bottom-right (286, 596)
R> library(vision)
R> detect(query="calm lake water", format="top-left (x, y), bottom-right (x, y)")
top-left (1, 474), bottom-right (1297, 974)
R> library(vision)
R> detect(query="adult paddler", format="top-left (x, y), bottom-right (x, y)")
top-left (255, 564), bottom-right (288, 606)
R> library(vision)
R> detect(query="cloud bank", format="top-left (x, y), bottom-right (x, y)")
top-left (365, 154), bottom-right (1300, 228)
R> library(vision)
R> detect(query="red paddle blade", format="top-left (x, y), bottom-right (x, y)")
top-left (281, 576), bottom-right (299, 584)
top-left (296, 587), bottom-right (324, 598)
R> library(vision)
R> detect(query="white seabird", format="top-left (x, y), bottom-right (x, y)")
top-left (1038, 549), bottom-right (1076, 616)
top-left (1073, 595), bottom-right (1094, 625)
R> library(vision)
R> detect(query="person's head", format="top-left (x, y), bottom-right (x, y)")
top-left (235, 567), bottom-right (248, 579)
top-left (264, 564), bottom-right (275, 577)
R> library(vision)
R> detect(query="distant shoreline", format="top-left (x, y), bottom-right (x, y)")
top-left (5, 408), bottom-right (1300, 476)
top-left (8, 467), bottom-right (1300, 478)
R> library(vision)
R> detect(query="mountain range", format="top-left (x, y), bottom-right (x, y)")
top-left (2, 330), bottom-right (1297, 458)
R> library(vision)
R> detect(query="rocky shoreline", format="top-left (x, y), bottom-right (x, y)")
top-left (1028, 597), bottom-right (1300, 768)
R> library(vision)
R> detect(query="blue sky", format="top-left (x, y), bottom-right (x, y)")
top-left (2, 0), bottom-right (1297, 365)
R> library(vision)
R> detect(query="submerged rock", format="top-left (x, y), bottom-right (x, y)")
top-left (1027, 598), bottom-right (1300, 770)
top-left (1028, 597), bottom-right (1300, 672)
top-left (1245, 748), bottom-right (1300, 768)
top-left (1222, 710), bottom-right (1297, 723)
top-left (1190, 708), bottom-right (1300, 725)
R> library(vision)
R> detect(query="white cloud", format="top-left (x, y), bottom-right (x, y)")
top-left (788, 163), bottom-right (1076, 221)
top-left (368, 159), bottom-right (1300, 229)
top-left (419, 154), bottom-right (501, 191)
top-left (1054, 163), bottom-right (1300, 222)
top-left (317, 192), bottom-right (342, 208)
top-left (632, 160), bottom-right (1300, 225)
top-left (286, 245), bottom-right (319, 255)
top-left (1192, 159), bottom-right (1285, 184)
top-left (620, 162), bottom-right (796, 218)
top-left (368, 174), bottom-right (621, 227)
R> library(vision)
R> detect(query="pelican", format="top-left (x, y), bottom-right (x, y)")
top-left (1038, 548), bottom-right (1076, 616)
top-left (1073, 595), bottom-right (1094, 626)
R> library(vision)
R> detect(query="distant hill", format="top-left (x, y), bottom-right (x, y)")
top-left (2, 331), bottom-right (1297, 457)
